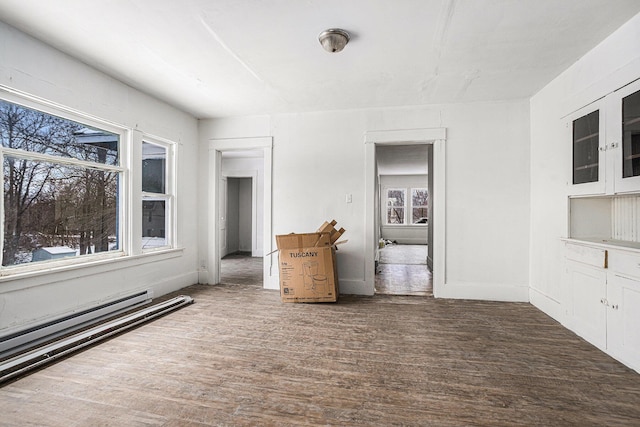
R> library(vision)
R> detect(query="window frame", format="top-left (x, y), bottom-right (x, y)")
top-left (410, 187), bottom-right (429, 225)
top-left (140, 135), bottom-right (175, 252)
top-left (385, 187), bottom-right (407, 225)
top-left (0, 85), bottom-right (175, 282)
top-left (0, 88), bottom-right (130, 275)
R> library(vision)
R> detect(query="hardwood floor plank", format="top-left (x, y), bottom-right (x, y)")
top-left (1, 283), bottom-right (639, 426)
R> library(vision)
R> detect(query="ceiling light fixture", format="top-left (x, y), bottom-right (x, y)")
top-left (318, 28), bottom-right (350, 53)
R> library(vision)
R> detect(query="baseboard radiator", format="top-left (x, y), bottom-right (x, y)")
top-left (0, 293), bottom-right (194, 384)
top-left (0, 290), bottom-right (153, 358)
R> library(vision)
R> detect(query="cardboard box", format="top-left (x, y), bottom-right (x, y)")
top-left (317, 219), bottom-right (345, 244)
top-left (276, 230), bottom-right (340, 303)
top-left (275, 232), bottom-right (332, 250)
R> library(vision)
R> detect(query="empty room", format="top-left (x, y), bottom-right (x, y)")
top-left (1, 1), bottom-right (640, 425)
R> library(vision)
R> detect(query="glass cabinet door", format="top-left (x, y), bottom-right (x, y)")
top-left (573, 110), bottom-right (600, 184)
top-left (622, 88), bottom-right (640, 178)
top-left (613, 79), bottom-right (640, 193)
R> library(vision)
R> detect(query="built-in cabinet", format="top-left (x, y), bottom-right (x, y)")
top-left (564, 241), bottom-right (640, 373)
top-left (570, 79), bottom-right (640, 196)
top-left (565, 79), bottom-right (640, 374)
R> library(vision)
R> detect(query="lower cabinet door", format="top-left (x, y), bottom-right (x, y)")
top-left (607, 274), bottom-right (640, 372)
top-left (565, 260), bottom-right (607, 350)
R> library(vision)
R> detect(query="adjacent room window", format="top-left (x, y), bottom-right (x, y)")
top-left (142, 139), bottom-right (172, 250)
top-left (386, 188), bottom-right (406, 224)
top-left (0, 98), bottom-right (122, 267)
top-left (411, 188), bottom-right (428, 224)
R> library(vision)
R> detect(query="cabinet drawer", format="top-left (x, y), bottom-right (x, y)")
top-left (565, 243), bottom-right (607, 268)
top-left (608, 251), bottom-right (640, 279)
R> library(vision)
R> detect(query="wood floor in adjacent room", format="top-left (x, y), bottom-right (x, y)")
top-left (2, 283), bottom-right (640, 426)
top-left (376, 244), bottom-right (432, 296)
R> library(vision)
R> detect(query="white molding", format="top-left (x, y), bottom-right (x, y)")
top-left (438, 281), bottom-right (530, 302)
top-left (0, 248), bottom-right (184, 292)
top-left (338, 279), bottom-right (368, 295)
top-left (209, 137), bottom-right (272, 151)
top-left (529, 287), bottom-right (563, 321)
top-left (364, 128), bottom-right (446, 297)
top-left (365, 128), bottom-right (446, 144)
top-left (208, 137), bottom-right (273, 287)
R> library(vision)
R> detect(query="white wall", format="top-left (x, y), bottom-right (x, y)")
top-left (380, 174), bottom-right (428, 244)
top-left (200, 100), bottom-right (530, 300)
top-left (0, 21), bottom-right (199, 334)
top-left (226, 178), bottom-right (240, 254)
top-left (239, 178), bottom-right (252, 251)
top-left (529, 13), bottom-right (640, 320)
top-left (224, 177), bottom-right (253, 254)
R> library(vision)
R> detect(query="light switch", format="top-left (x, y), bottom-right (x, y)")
top-left (346, 194), bottom-right (352, 203)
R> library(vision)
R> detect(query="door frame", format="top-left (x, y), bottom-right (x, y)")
top-left (364, 128), bottom-right (446, 297)
top-left (207, 137), bottom-right (273, 287)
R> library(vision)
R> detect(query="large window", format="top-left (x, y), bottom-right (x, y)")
top-left (385, 187), bottom-right (428, 225)
top-left (386, 188), bottom-right (406, 224)
top-left (142, 139), bottom-right (172, 250)
top-left (411, 188), bottom-right (428, 224)
top-left (0, 98), bottom-right (122, 267)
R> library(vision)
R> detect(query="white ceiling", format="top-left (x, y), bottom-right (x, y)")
top-left (1, 0), bottom-right (639, 119)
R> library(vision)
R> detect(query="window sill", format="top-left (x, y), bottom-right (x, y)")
top-left (0, 248), bottom-right (185, 292)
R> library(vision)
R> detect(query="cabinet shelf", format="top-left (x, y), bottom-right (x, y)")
top-left (623, 116), bottom-right (640, 126)
top-left (574, 163), bottom-right (598, 171)
top-left (574, 132), bottom-right (599, 143)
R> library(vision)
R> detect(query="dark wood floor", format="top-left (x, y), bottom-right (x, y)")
top-left (1, 283), bottom-right (639, 426)
top-left (221, 252), bottom-right (263, 286)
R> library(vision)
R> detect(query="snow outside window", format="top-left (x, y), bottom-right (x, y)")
top-left (0, 98), bottom-right (123, 268)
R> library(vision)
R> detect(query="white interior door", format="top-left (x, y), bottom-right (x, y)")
top-left (219, 176), bottom-right (228, 258)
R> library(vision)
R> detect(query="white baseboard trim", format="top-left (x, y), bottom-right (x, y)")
top-left (338, 279), bottom-right (370, 296)
top-left (265, 275), bottom-right (279, 290)
top-left (529, 287), bottom-right (563, 323)
top-left (197, 269), bottom-right (209, 285)
top-left (153, 271), bottom-right (200, 297)
top-left (436, 281), bottom-right (529, 302)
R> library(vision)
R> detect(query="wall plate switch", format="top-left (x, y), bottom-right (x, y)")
top-left (346, 194), bottom-right (352, 203)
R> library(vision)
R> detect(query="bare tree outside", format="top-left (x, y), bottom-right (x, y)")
top-left (412, 188), bottom-right (428, 223)
top-left (0, 100), bottom-right (119, 266)
top-left (386, 189), bottom-right (405, 224)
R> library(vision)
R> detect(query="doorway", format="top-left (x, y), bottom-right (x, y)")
top-left (374, 144), bottom-right (432, 296)
top-left (364, 128), bottom-right (446, 297)
top-left (207, 137), bottom-right (273, 289)
top-left (220, 176), bottom-right (261, 285)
